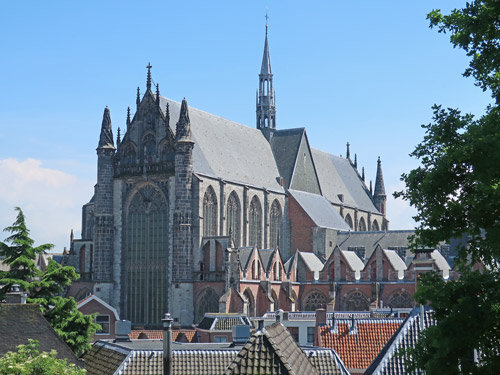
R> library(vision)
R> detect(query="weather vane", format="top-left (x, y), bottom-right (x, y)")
top-left (265, 7), bottom-right (269, 28)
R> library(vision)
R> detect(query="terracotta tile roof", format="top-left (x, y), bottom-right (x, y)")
top-left (225, 322), bottom-right (319, 375)
top-left (365, 307), bottom-right (436, 375)
top-left (129, 329), bottom-right (197, 342)
top-left (318, 318), bottom-right (404, 371)
top-left (0, 304), bottom-right (80, 366)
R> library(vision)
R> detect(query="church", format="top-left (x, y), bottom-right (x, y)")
top-left (65, 25), bottom-right (439, 327)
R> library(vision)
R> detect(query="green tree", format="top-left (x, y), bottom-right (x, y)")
top-left (0, 339), bottom-right (85, 375)
top-left (0, 208), bottom-right (99, 355)
top-left (396, 1), bottom-right (500, 373)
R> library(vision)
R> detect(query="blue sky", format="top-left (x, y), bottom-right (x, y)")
top-left (0, 1), bottom-right (493, 251)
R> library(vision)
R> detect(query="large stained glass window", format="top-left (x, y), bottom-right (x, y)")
top-left (248, 195), bottom-right (262, 248)
top-left (126, 184), bottom-right (168, 327)
top-left (269, 200), bottom-right (282, 249)
top-left (203, 186), bottom-right (217, 237)
top-left (226, 191), bottom-right (241, 246)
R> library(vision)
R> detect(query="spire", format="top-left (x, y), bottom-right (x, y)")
top-left (354, 153), bottom-right (358, 169)
top-left (256, 11), bottom-right (276, 131)
top-left (165, 103), bottom-right (170, 127)
top-left (126, 106), bottom-right (131, 127)
top-left (117, 127), bottom-right (121, 146)
top-left (146, 62), bottom-right (152, 91)
top-left (70, 229), bottom-right (74, 244)
top-left (346, 142), bottom-right (350, 159)
top-left (156, 83), bottom-right (160, 107)
top-left (176, 98), bottom-right (192, 142)
top-left (97, 106), bottom-right (115, 149)
top-left (362, 167), bottom-right (365, 182)
top-left (374, 156), bottom-right (386, 196)
top-left (136, 87), bottom-right (140, 109)
top-left (370, 180), bottom-right (373, 195)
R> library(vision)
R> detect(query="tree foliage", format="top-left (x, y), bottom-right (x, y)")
top-left (395, 1), bottom-right (500, 373)
top-left (0, 339), bottom-right (85, 375)
top-left (0, 208), bottom-right (99, 355)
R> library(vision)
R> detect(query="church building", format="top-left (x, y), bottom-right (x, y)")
top-left (64, 25), bottom-right (410, 328)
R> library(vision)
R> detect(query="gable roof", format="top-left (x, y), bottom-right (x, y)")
top-left (77, 294), bottom-right (120, 320)
top-left (225, 322), bottom-right (319, 375)
top-left (258, 249), bottom-right (276, 272)
top-left (0, 304), bottom-right (80, 366)
top-left (383, 249), bottom-right (407, 272)
top-left (160, 97), bottom-right (284, 193)
top-left (288, 189), bottom-right (351, 231)
top-left (270, 128), bottom-right (305, 189)
top-left (318, 318), bottom-right (404, 371)
top-left (238, 247), bottom-right (255, 272)
top-left (365, 307), bottom-right (435, 375)
top-left (312, 148), bottom-right (378, 212)
top-left (341, 250), bottom-right (365, 273)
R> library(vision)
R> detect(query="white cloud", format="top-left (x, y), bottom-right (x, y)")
top-left (0, 158), bottom-right (93, 252)
top-left (386, 181), bottom-right (418, 230)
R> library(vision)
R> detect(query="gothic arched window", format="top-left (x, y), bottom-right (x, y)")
top-left (243, 289), bottom-right (256, 317)
top-left (126, 184), bottom-right (168, 326)
top-left (372, 220), bottom-right (380, 231)
top-left (358, 217), bottom-right (367, 231)
top-left (143, 134), bottom-right (156, 163)
top-left (226, 191), bottom-right (241, 246)
top-left (203, 186), bottom-right (218, 237)
top-left (303, 291), bottom-right (327, 311)
top-left (248, 195), bottom-right (262, 248)
top-left (269, 200), bottom-right (282, 249)
top-left (343, 290), bottom-right (369, 311)
top-left (345, 213), bottom-right (353, 229)
top-left (388, 290), bottom-right (414, 308)
top-left (122, 143), bottom-right (136, 165)
top-left (196, 288), bottom-right (219, 323)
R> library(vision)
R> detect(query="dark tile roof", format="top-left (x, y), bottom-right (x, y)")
top-left (225, 322), bottom-right (319, 375)
top-left (258, 249), bottom-right (276, 271)
top-left (0, 304), bottom-right (80, 366)
top-left (365, 307), bottom-right (435, 375)
top-left (82, 344), bottom-right (128, 375)
top-left (270, 128), bottom-right (305, 189)
top-left (238, 247), bottom-right (254, 271)
top-left (304, 349), bottom-right (350, 375)
top-left (318, 318), bottom-right (404, 371)
top-left (198, 314), bottom-right (251, 331)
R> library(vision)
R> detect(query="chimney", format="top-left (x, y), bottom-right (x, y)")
top-left (114, 320), bottom-right (131, 342)
top-left (257, 319), bottom-right (264, 331)
top-left (162, 313), bottom-right (174, 375)
top-left (315, 308), bottom-right (327, 326)
top-left (6, 284), bottom-right (27, 304)
top-left (275, 309), bottom-right (283, 322)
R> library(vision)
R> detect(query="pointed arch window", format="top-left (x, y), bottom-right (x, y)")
top-left (143, 134), bottom-right (156, 163)
top-left (343, 290), bottom-right (369, 311)
top-left (344, 213), bottom-right (353, 229)
top-left (196, 288), bottom-right (219, 323)
top-left (303, 291), bottom-right (327, 311)
top-left (126, 184), bottom-right (168, 326)
top-left (203, 186), bottom-right (218, 237)
top-left (249, 196), bottom-right (262, 248)
top-left (226, 192), bottom-right (241, 246)
top-left (270, 200), bottom-right (282, 249)
top-left (358, 217), bottom-right (367, 231)
top-left (372, 220), bottom-right (380, 231)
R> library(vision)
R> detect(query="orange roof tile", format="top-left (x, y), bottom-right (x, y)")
top-left (318, 319), bottom-right (403, 370)
top-left (129, 329), bottom-right (197, 342)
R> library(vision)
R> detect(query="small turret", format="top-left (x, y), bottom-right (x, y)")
top-left (354, 153), bottom-right (358, 169)
top-left (126, 107), bottom-right (131, 128)
top-left (97, 107), bottom-right (115, 150)
top-left (116, 127), bottom-right (121, 147)
top-left (165, 103), bottom-right (170, 128)
top-left (136, 87), bottom-right (140, 110)
top-left (176, 98), bottom-right (192, 142)
top-left (373, 157), bottom-right (387, 215)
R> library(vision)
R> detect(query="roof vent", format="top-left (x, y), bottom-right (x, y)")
top-left (232, 325), bottom-right (251, 344)
top-left (114, 320), bottom-right (132, 342)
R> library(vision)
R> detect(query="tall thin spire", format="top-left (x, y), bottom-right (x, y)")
top-left (126, 106), bottom-right (131, 127)
top-left (176, 98), bottom-right (192, 142)
top-left (374, 157), bottom-right (386, 196)
top-left (136, 87), bottom-right (141, 109)
top-left (165, 103), bottom-right (170, 127)
top-left (97, 106), bottom-right (115, 149)
top-left (256, 10), bottom-right (276, 131)
top-left (117, 127), bottom-right (121, 146)
top-left (146, 62), bottom-right (152, 91)
top-left (354, 154), bottom-right (358, 169)
top-left (346, 142), bottom-right (350, 159)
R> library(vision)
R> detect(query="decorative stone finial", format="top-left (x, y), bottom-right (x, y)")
top-left (346, 142), bottom-right (350, 159)
top-left (136, 87), bottom-right (140, 109)
top-left (146, 62), bottom-right (152, 90)
top-left (165, 103), bottom-right (170, 127)
top-left (362, 167), bottom-right (365, 181)
top-left (175, 98), bottom-right (192, 142)
top-left (354, 153), bottom-right (358, 169)
top-left (97, 106), bottom-right (115, 150)
top-left (126, 107), bottom-right (131, 127)
top-left (117, 127), bottom-right (121, 146)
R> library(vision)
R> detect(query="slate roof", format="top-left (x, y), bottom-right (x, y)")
top-left (83, 344), bottom-right (128, 375)
top-left (225, 322), bottom-right (319, 375)
top-left (365, 307), bottom-right (435, 375)
top-left (304, 349), bottom-right (350, 375)
top-left (288, 189), bottom-right (351, 231)
top-left (336, 230), bottom-right (414, 260)
top-left (270, 128), bottom-right (305, 189)
top-left (430, 249), bottom-right (451, 278)
top-left (258, 249), bottom-right (276, 271)
top-left (0, 304), bottom-right (80, 366)
top-left (312, 148), bottom-right (378, 212)
top-left (238, 247), bottom-right (254, 271)
top-left (198, 313), bottom-right (252, 331)
top-left (318, 318), bottom-right (404, 371)
top-left (341, 250), bottom-right (365, 272)
top-left (160, 97), bottom-right (284, 193)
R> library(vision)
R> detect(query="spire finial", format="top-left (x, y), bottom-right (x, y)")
top-left (146, 62), bottom-right (152, 90)
top-left (362, 167), bottom-right (365, 182)
top-left (176, 98), bottom-right (192, 142)
top-left (374, 156), bottom-right (386, 196)
top-left (98, 106), bottom-right (115, 150)
top-left (117, 127), bottom-right (121, 146)
top-left (156, 83), bottom-right (160, 106)
top-left (136, 87), bottom-right (140, 109)
top-left (165, 103), bottom-right (170, 126)
top-left (346, 142), bottom-right (350, 159)
top-left (354, 153), bottom-right (358, 169)
top-left (126, 107), bottom-right (131, 127)
top-left (265, 7), bottom-right (269, 32)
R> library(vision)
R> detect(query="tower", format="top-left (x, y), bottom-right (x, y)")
top-left (93, 107), bottom-right (115, 297)
top-left (256, 17), bottom-right (276, 134)
top-left (172, 98), bottom-right (195, 325)
top-left (373, 156), bottom-right (387, 216)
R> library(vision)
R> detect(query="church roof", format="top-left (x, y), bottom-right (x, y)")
top-left (312, 148), bottom-right (378, 213)
top-left (270, 128), bottom-right (305, 188)
top-left (340, 250), bottom-right (365, 272)
top-left (160, 97), bottom-right (284, 193)
top-left (288, 189), bottom-right (351, 231)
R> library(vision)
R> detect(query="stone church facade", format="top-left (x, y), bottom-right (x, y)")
top-left (63, 27), bottom-right (420, 328)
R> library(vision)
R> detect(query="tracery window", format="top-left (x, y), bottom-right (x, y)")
top-left (126, 184), bottom-right (168, 326)
top-left (203, 186), bottom-right (218, 237)
top-left (122, 143), bottom-right (136, 164)
top-left (143, 134), bottom-right (156, 163)
top-left (269, 200), bottom-right (282, 249)
top-left (388, 290), bottom-right (414, 308)
top-left (343, 290), bottom-right (369, 311)
top-left (159, 140), bottom-right (175, 162)
top-left (344, 213), bottom-right (353, 229)
top-left (248, 195), bottom-right (262, 248)
top-left (358, 217), bottom-right (367, 231)
top-left (196, 288), bottom-right (219, 323)
top-left (226, 191), bottom-right (241, 246)
top-left (303, 291), bottom-right (327, 311)
top-left (372, 220), bottom-right (380, 231)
